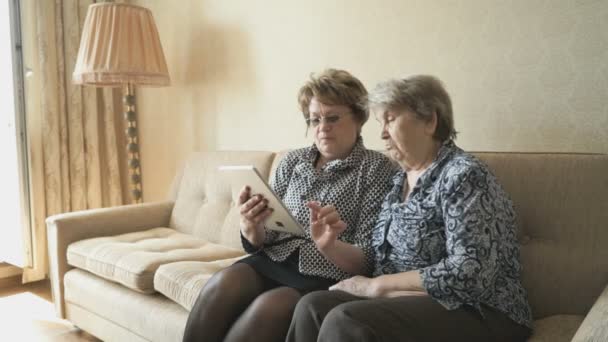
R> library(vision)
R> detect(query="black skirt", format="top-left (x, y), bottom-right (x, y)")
top-left (236, 251), bottom-right (336, 294)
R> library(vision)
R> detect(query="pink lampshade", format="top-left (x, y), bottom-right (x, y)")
top-left (73, 3), bottom-right (170, 87)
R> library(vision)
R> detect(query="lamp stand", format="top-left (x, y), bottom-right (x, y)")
top-left (124, 83), bottom-right (143, 203)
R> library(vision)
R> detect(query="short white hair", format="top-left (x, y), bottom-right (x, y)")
top-left (368, 75), bottom-right (457, 142)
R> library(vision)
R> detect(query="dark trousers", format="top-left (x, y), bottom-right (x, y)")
top-left (286, 290), bottom-right (531, 342)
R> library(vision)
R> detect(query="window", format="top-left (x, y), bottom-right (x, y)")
top-left (0, 0), bottom-right (31, 268)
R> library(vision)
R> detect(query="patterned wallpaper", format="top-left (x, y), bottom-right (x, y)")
top-left (354, 0), bottom-right (608, 153)
top-left (428, 0), bottom-right (608, 153)
top-left (135, 0), bottom-right (608, 200)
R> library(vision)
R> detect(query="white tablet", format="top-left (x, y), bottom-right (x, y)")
top-left (218, 165), bottom-right (306, 236)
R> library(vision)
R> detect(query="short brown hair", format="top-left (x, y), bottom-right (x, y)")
top-left (298, 69), bottom-right (368, 125)
top-left (368, 75), bottom-right (457, 142)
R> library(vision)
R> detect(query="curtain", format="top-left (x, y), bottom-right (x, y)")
top-left (22, 0), bottom-right (129, 282)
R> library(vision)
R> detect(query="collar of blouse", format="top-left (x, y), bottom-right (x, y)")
top-left (298, 136), bottom-right (366, 177)
top-left (390, 139), bottom-right (457, 190)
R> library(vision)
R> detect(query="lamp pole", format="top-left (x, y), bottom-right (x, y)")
top-left (124, 83), bottom-right (143, 203)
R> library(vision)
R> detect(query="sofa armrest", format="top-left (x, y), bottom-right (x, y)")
top-left (46, 201), bottom-right (174, 318)
top-left (571, 283), bottom-right (608, 342)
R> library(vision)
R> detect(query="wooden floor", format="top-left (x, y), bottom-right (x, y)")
top-left (0, 278), bottom-right (100, 341)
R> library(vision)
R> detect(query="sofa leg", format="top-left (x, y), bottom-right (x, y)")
top-left (69, 325), bottom-right (100, 340)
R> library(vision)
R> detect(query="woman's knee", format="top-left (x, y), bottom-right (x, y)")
top-left (326, 300), bottom-right (381, 329)
top-left (324, 303), bottom-right (355, 326)
top-left (294, 291), bottom-right (333, 315)
top-left (200, 263), bottom-right (261, 299)
top-left (293, 290), bottom-right (357, 322)
top-left (246, 287), bottom-right (301, 320)
top-left (319, 303), bottom-right (376, 341)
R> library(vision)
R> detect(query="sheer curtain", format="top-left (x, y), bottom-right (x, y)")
top-left (22, 0), bottom-right (129, 282)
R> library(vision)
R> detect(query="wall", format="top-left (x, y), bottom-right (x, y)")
top-left (133, 0), bottom-right (608, 202)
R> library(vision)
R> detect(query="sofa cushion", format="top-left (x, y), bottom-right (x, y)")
top-left (154, 257), bottom-right (245, 310)
top-left (67, 227), bottom-right (245, 293)
top-left (528, 315), bottom-right (584, 342)
top-left (64, 268), bottom-right (188, 342)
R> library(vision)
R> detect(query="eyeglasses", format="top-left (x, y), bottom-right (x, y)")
top-left (305, 114), bottom-right (343, 127)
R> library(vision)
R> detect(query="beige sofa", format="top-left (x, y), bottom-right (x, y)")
top-left (46, 151), bottom-right (608, 342)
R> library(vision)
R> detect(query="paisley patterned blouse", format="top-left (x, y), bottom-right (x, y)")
top-left (372, 140), bottom-right (533, 328)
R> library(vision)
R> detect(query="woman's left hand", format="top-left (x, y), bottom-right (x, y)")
top-left (331, 274), bottom-right (430, 298)
top-left (329, 275), bottom-right (377, 298)
top-left (308, 201), bottom-right (347, 252)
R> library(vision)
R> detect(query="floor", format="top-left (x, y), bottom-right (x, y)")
top-left (0, 278), bottom-right (100, 341)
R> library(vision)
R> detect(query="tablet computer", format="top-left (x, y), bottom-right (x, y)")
top-left (219, 165), bottom-right (306, 236)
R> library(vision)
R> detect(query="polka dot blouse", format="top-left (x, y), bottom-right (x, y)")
top-left (241, 137), bottom-right (397, 281)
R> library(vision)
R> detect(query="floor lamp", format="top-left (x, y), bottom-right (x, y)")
top-left (72, 3), bottom-right (170, 203)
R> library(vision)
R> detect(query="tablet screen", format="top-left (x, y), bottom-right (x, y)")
top-left (219, 165), bottom-right (306, 236)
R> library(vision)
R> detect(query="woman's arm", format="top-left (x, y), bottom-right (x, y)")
top-left (328, 271), bottom-right (427, 298)
top-left (320, 241), bottom-right (368, 275)
top-left (419, 164), bottom-right (504, 307)
top-left (309, 202), bottom-right (367, 275)
top-left (310, 158), bottom-right (396, 275)
top-left (372, 271), bottom-right (426, 295)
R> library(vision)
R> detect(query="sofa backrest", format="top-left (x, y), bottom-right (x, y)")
top-left (170, 150), bottom-right (608, 319)
top-left (473, 152), bottom-right (608, 319)
top-left (169, 151), bottom-right (275, 250)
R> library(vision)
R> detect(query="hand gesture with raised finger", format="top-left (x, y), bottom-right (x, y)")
top-left (238, 186), bottom-right (273, 247)
top-left (308, 201), bottom-right (347, 253)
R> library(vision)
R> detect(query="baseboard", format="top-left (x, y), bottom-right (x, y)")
top-left (0, 263), bottom-right (22, 279)
top-left (0, 275), bottom-right (22, 289)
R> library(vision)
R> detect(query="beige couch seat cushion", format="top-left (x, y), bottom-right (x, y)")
top-left (67, 227), bottom-right (245, 293)
top-left (528, 315), bottom-right (585, 342)
top-left (64, 268), bottom-right (188, 342)
top-left (154, 257), bottom-right (246, 310)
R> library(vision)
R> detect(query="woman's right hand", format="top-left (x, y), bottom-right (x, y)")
top-left (238, 186), bottom-right (273, 248)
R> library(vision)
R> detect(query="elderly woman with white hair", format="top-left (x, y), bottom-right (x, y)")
top-left (287, 75), bottom-right (533, 342)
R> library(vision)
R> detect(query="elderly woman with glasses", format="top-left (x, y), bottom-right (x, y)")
top-left (287, 75), bottom-right (533, 342)
top-left (182, 69), bottom-right (397, 342)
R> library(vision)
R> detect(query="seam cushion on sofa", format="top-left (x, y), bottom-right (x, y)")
top-left (67, 227), bottom-right (245, 293)
top-left (154, 258), bottom-right (245, 310)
